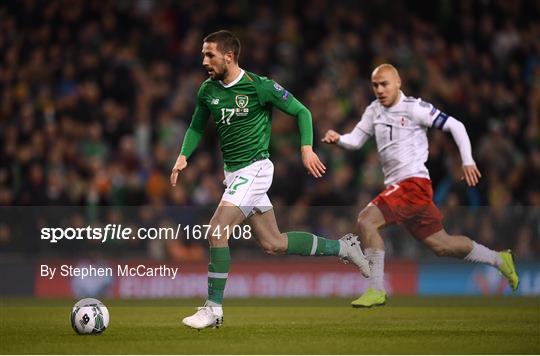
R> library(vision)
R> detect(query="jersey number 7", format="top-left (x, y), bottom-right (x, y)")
top-left (384, 184), bottom-right (400, 196)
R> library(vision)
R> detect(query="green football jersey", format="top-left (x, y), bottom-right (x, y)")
top-left (180, 70), bottom-right (313, 171)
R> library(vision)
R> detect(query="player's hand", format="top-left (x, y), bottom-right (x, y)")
top-left (461, 164), bottom-right (481, 187)
top-left (170, 155), bottom-right (188, 187)
top-left (321, 130), bottom-right (341, 144)
top-left (301, 145), bottom-right (326, 178)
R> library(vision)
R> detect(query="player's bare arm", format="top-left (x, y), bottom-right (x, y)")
top-left (321, 130), bottom-right (341, 144)
top-left (462, 164), bottom-right (482, 187)
top-left (170, 154), bottom-right (188, 187)
top-left (301, 145), bottom-right (326, 178)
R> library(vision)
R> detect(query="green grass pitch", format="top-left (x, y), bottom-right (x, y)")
top-left (1, 297), bottom-right (538, 354)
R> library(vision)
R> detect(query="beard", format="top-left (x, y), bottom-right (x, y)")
top-left (208, 64), bottom-right (228, 81)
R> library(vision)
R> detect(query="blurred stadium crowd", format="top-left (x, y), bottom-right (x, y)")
top-left (0, 0), bottom-right (538, 258)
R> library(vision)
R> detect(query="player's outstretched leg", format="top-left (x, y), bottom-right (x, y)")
top-left (247, 210), bottom-right (371, 278)
top-left (423, 231), bottom-right (520, 292)
top-left (182, 202), bottom-right (245, 329)
top-left (286, 231), bottom-right (371, 278)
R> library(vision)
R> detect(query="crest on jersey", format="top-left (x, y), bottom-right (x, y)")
top-left (235, 95), bottom-right (249, 108)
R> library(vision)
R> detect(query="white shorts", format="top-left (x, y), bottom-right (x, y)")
top-left (221, 159), bottom-right (274, 217)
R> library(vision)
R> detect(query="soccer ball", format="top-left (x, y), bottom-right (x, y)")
top-left (70, 298), bottom-right (109, 334)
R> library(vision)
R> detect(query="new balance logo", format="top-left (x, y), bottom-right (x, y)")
top-left (211, 98), bottom-right (219, 105)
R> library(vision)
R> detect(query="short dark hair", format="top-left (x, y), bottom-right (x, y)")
top-left (203, 30), bottom-right (241, 62)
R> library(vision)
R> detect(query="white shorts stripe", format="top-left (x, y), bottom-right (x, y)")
top-left (208, 272), bottom-right (228, 279)
top-left (310, 234), bottom-right (318, 256)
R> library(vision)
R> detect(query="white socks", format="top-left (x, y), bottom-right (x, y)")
top-left (338, 240), bottom-right (346, 257)
top-left (464, 241), bottom-right (502, 267)
top-left (362, 242), bottom-right (500, 295)
top-left (365, 248), bottom-right (385, 291)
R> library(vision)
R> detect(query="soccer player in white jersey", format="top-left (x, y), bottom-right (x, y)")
top-left (323, 64), bottom-right (519, 307)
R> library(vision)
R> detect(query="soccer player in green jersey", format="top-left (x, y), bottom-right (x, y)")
top-left (170, 30), bottom-right (371, 329)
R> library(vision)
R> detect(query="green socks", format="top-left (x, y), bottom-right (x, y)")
top-left (286, 231), bottom-right (341, 256)
top-left (207, 234), bottom-right (340, 305)
top-left (207, 247), bottom-right (231, 305)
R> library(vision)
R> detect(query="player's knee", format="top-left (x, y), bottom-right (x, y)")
top-left (207, 216), bottom-right (233, 244)
top-left (208, 215), bottom-right (222, 229)
top-left (208, 214), bottom-right (232, 233)
top-left (356, 216), bottom-right (376, 235)
top-left (260, 240), bottom-right (285, 255)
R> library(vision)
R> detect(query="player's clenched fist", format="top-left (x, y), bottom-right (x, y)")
top-left (322, 130), bottom-right (341, 144)
top-left (170, 155), bottom-right (188, 187)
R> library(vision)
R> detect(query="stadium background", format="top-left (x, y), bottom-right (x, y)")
top-left (0, 0), bottom-right (539, 298)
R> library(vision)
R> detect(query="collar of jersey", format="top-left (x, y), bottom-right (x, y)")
top-left (219, 69), bottom-right (245, 88)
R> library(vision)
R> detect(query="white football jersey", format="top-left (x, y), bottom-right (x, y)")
top-left (352, 91), bottom-right (448, 186)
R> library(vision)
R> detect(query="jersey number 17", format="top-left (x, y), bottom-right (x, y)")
top-left (220, 108), bottom-right (235, 125)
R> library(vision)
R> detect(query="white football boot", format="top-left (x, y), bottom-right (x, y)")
top-left (182, 303), bottom-right (223, 330)
top-left (339, 233), bottom-right (371, 278)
